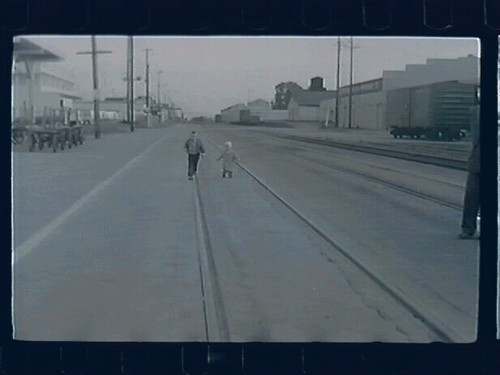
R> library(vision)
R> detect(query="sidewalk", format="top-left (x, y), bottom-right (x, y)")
top-left (13, 126), bottom-right (208, 341)
top-left (13, 128), bottom-right (168, 245)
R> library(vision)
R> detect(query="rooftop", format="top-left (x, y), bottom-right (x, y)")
top-left (289, 88), bottom-right (336, 106)
top-left (14, 38), bottom-right (62, 62)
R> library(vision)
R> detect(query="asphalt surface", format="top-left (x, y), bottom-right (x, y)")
top-left (12, 123), bottom-right (479, 342)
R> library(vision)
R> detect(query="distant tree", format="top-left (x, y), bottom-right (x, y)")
top-left (272, 81), bottom-right (302, 109)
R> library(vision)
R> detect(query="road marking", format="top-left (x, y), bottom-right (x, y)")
top-left (13, 134), bottom-right (168, 264)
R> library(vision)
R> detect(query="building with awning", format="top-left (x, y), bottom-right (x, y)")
top-left (13, 37), bottom-right (81, 125)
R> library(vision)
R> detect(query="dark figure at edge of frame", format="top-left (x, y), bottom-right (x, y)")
top-left (184, 131), bottom-right (205, 180)
top-left (459, 107), bottom-right (480, 240)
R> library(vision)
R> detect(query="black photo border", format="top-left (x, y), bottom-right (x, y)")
top-left (1, 0), bottom-right (498, 374)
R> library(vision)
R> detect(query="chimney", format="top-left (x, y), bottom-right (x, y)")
top-left (310, 77), bottom-right (325, 91)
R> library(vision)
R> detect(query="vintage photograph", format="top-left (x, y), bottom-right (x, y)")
top-left (11, 36), bottom-right (480, 342)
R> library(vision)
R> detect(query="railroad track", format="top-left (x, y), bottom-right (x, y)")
top-left (202, 137), bottom-right (465, 343)
top-left (248, 131), bottom-right (465, 211)
top-left (193, 176), bottom-right (231, 342)
top-left (291, 148), bottom-right (463, 211)
top-left (278, 134), bottom-right (468, 171)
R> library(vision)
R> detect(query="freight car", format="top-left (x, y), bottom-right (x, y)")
top-left (386, 81), bottom-right (476, 141)
top-left (390, 126), bottom-right (465, 141)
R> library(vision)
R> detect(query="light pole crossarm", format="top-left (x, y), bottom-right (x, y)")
top-left (76, 51), bottom-right (112, 55)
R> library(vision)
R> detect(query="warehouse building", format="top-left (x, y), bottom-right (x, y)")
top-left (328, 55), bottom-right (479, 130)
top-left (219, 99), bottom-right (288, 124)
top-left (220, 103), bottom-right (248, 123)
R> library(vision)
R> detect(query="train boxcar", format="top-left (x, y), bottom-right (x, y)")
top-left (386, 81), bottom-right (476, 141)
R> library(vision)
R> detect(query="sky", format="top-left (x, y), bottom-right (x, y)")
top-left (18, 36), bottom-right (479, 118)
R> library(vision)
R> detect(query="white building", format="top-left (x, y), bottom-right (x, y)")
top-left (288, 87), bottom-right (336, 122)
top-left (13, 38), bottom-right (81, 125)
top-left (247, 99), bottom-right (288, 121)
top-left (318, 98), bottom-right (336, 126)
top-left (382, 56), bottom-right (479, 91)
top-left (73, 97), bottom-right (153, 122)
top-left (325, 55), bottom-right (479, 130)
top-left (220, 103), bottom-right (247, 123)
top-left (219, 99), bottom-right (287, 123)
top-left (335, 78), bottom-right (385, 129)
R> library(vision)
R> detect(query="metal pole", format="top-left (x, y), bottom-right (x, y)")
top-left (335, 37), bottom-right (341, 128)
top-left (130, 37), bottom-right (135, 132)
top-left (145, 49), bottom-right (150, 107)
top-left (157, 71), bottom-right (162, 105)
top-left (76, 41), bottom-right (111, 137)
top-left (25, 62), bottom-right (35, 124)
top-left (126, 37), bottom-right (131, 124)
top-left (145, 48), bottom-right (152, 128)
top-left (348, 37), bottom-right (353, 129)
top-left (408, 89), bottom-right (412, 127)
top-left (91, 36), bottom-right (101, 139)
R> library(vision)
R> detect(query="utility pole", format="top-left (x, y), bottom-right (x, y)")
top-left (77, 36), bottom-right (111, 138)
top-left (348, 36), bottom-right (354, 129)
top-left (130, 37), bottom-right (138, 132)
top-left (144, 48), bottom-right (152, 128)
top-left (127, 36), bottom-right (137, 132)
top-left (335, 37), bottom-right (341, 128)
top-left (157, 70), bottom-right (162, 105)
top-left (24, 62), bottom-right (35, 123)
top-left (157, 70), bottom-right (162, 124)
top-left (126, 38), bottom-right (131, 125)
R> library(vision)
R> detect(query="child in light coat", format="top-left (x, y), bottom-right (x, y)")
top-left (216, 141), bottom-right (238, 178)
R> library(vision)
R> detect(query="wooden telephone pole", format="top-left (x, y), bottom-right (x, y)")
top-left (348, 37), bottom-right (354, 129)
top-left (335, 37), bottom-right (341, 128)
top-left (144, 48), bottom-right (152, 128)
top-left (77, 36), bottom-right (111, 138)
top-left (126, 36), bottom-right (137, 132)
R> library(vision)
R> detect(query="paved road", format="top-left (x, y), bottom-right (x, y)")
top-left (12, 124), bottom-right (478, 342)
top-left (202, 124), bottom-right (478, 341)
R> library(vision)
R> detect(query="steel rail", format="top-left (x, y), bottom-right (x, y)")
top-left (207, 138), bottom-right (466, 343)
top-left (279, 134), bottom-right (468, 170)
top-left (294, 151), bottom-right (463, 211)
top-left (243, 130), bottom-right (463, 210)
top-left (193, 175), bottom-right (231, 342)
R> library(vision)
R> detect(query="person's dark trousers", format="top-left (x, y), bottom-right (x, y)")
top-left (461, 172), bottom-right (480, 234)
top-left (188, 153), bottom-right (200, 177)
